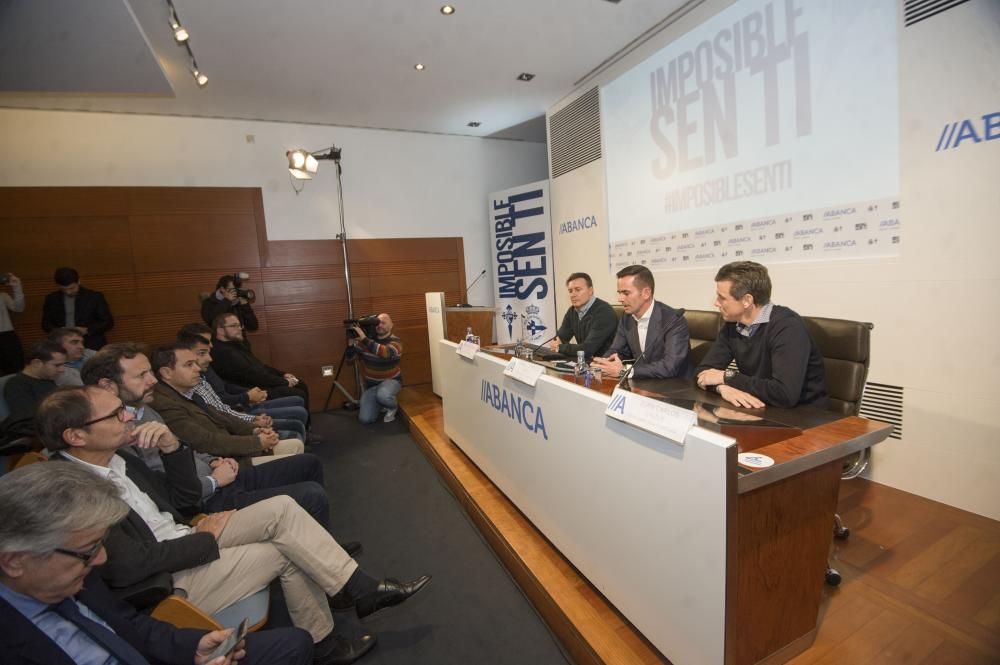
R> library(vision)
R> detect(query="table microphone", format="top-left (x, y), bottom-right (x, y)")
top-left (616, 350), bottom-right (646, 389)
top-left (455, 270), bottom-right (487, 307)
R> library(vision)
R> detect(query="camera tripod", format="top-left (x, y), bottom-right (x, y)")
top-left (322, 334), bottom-right (362, 412)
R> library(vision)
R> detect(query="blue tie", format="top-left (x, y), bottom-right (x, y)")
top-left (49, 597), bottom-right (149, 665)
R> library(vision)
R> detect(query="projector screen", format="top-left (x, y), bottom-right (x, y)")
top-left (603, 0), bottom-right (900, 270)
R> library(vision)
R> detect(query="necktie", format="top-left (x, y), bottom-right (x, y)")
top-left (49, 597), bottom-right (149, 665)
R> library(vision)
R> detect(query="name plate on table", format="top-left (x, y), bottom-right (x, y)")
top-left (503, 357), bottom-right (545, 386)
top-left (605, 387), bottom-right (697, 446)
top-left (456, 340), bottom-right (480, 359)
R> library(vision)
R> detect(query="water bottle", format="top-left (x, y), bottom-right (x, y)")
top-left (575, 350), bottom-right (587, 378)
top-left (465, 326), bottom-right (474, 342)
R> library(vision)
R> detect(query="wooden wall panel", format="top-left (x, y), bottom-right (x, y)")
top-left (0, 186), bottom-right (466, 412)
top-left (129, 214), bottom-right (260, 273)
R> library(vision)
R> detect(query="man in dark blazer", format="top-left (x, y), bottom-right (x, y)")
top-left (0, 462), bottom-right (313, 665)
top-left (41, 267), bottom-right (115, 350)
top-left (591, 264), bottom-right (693, 380)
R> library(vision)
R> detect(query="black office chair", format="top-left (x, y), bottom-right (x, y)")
top-left (682, 309), bottom-right (722, 367)
top-left (801, 316), bottom-right (873, 586)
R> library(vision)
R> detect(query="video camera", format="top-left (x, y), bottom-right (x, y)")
top-left (229, 272), bottom-right (256, 303)
top-left (344, 314), bottom-right (380, 339)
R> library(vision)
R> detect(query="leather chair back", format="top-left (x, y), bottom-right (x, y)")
top-left (612, 304), bottom-right (625, 324)
top-left (683, 309), bottom-right (722, 367)
top-left (801, 316), bottom-right (872, 416)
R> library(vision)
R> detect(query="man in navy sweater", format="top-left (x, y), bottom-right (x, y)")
top-left (696, 261), bottom-right (827, 409)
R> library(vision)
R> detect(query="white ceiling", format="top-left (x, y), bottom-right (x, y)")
top-left (0, 0), bottom-right (687, 142)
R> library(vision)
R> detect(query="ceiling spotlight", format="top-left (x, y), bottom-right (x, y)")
top-left (191, 69), bottom-right (208, 87)
top-left (516, 73), bottom-right (536, 82)
top-left (414, 63), bottom-right (425, 71)
top-left (171, 22), bottom-right (189, 43)
top-left (440, 5), bottom-right (455, 14)
top-left (467, 121), bottom-right (481, 127)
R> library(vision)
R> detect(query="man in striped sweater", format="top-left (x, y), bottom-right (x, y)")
top-left (346, 313), bottom-right (402, 424)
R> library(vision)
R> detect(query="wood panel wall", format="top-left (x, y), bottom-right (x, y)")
top-left (0, 187), bottom-right (466, 410)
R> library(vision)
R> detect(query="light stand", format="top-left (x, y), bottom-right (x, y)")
top-left (304, 146), bottom-right (363, 411)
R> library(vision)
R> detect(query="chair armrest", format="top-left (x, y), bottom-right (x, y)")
top-left (151, 595), bottom-right (224, 631)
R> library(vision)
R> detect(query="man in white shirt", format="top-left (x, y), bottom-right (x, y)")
top-left (37, 385), bottom-right (431, 665)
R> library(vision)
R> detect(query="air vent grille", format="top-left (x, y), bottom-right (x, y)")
top-left (549, 87), bottom-right (601, 178)
top-left (859, 382), bottom-right (904, 440)
top-left (904, 0), bottom-right (970, 27)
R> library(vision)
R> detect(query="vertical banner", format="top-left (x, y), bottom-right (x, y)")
top-left (489, 181), bottom-right (556, 345)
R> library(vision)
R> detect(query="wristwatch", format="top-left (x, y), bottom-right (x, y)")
top-left (723, 368), bottom-right (738, 384)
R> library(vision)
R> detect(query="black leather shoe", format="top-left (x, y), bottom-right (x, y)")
top-left (313, 632), bottom-right (376, 665)
top-left (355, 575), bottom-right (432, 618)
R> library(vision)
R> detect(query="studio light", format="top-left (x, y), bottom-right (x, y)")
top-left (286, 149), bottom-right (320, 180)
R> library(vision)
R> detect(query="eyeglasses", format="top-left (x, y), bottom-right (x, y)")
top-left (54, 537), bottom-right (106, 565)
top-left (80, 404), bottom-right (128, 427)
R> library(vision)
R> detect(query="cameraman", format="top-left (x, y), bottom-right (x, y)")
top-left (346, 313), bottom-right (402, 424)
top-left (202, 274), bottom-right (259, 332)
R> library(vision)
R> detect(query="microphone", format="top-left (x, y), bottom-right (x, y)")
top-left (533, 333), bottom-right (558, 349)
top-left (456, 269), bottom-right (488, 307)
top-left (616, 350), bottom-right (646, 389)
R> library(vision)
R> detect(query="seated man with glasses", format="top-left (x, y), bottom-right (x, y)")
top-left (0, 462), bottom-right (314, 665)
top-left (38, 386), bottom-right (431, 665)
top-left (210, 314), bottom-right (311, 415)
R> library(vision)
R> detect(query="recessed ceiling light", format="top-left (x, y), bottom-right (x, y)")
top-left (440, 5), bottom-right (455, 15)
top-left (516, 73), bottom-right (535, 82)
top-left (414, 63), bottom-right (425, 71)
top-left (467, 121), bottom-right (481, 127)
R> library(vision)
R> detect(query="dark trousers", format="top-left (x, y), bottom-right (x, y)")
top-left (242, 627), bottom-right (314, 665)
top-left (203, 453), bottom-right (329, 527)
top-left (265, 380), bottom-right (310, 424)
top-left (0, 330), bottom-right (24, 376)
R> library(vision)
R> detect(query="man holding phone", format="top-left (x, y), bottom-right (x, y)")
top-left (0, 462), bottom-right (314, 665)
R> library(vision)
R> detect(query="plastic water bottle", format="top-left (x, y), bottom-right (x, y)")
top-left (465, 326), bottom-right (474, 342)
top-left (575, 350), bottom-right (587, 378)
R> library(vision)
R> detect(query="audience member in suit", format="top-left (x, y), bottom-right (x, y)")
top-left (48, 327), bottom-right (95, 387)
top-left (549, 272), bottom-right (618, 359)
top-left (1, 340), bottom-right (65, 433)
top-left (79, 343), bottom-right (340, 532)
top-left (211, 313), bottom-right (310, 410)
top-left (591, 265), bottom-right (693, 380)
top-left (201, 275), bottom-right (259, 333)
top-left (696, 261), bottom-right (827, 409)
top-left (149, 343), bottom-right (304, 461)
top-left (0, 272), bottom-right (25, 375)
top-left (178, 324), bottom-right (311, 433)
top-left (41, 267), bottom-right (114, 350)
top-left (38, 385), bottom-right (431, 664)
top-left (0, 462), bottom-right (314, 665)
top-left (178, 332), bottom-right (308, 442)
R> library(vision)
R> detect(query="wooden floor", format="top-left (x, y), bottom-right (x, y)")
top-left (398, 385), bottom-right (1000, 665)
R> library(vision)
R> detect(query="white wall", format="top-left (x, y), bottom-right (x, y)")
top-left (548, 0), bottom-right (1000, 519)
top-left (0, 109), bottom-right (548, 306)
